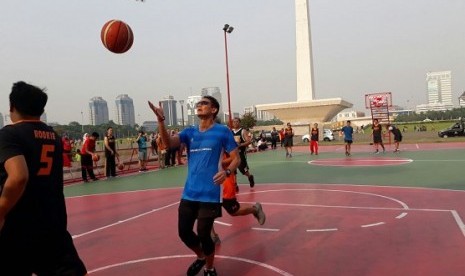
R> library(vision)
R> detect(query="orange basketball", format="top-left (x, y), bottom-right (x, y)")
top-left (101, 19), bottom-right (134, 54)
top-left (118, 163), bottom-right (124, 170)
top-left (92, 154), bottom-right (100, 162)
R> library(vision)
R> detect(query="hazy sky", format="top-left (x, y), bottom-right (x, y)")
top-left (1, 0), bottom-right (464, 125)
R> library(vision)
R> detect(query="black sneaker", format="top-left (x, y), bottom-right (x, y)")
top-left (187, 258), bottom-right (206, 276)
top-left (204, 268), bottom-right (217, 276)
top-left (248, 175), bottom-right (255, 188)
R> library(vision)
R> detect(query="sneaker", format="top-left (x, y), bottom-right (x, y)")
top-left (253, 202), bottom-right (266, 225)
top-left (374, 151), bottom-right (379, 154)
top-left (187, 258), bottom-right (206, 276)
top-left (211, 234), bottom-right (221, 245)
top-left (286, 152), bottom-right (289, 158)
top-left (289, 154), bottom-right (292, 158)
top-left (248, 175), bottom-right (255, 188)
top-left (204, 268), bottom-right (217, 276)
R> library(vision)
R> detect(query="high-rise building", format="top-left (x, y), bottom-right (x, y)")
top-left (426, 71), bottom-right (453, 108)
top-left (89, 96), bottom-right (109, 126)
top-left (186, 95), bottom-right (202, 126)
top-left (0, 112), bottom-right (3, 128)
top-left (115, 94), bottom-right (135, 126)
top-left (201, 87), bottom-right (224, 123)
top-left (160, 96), bottom-right (178, 126)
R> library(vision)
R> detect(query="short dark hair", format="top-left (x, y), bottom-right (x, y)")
top-left (203, 95), bottom-right (220, 118)
top-left (10, 81), bottom-right (48, 117)
top-left (91, 132), bottom-right (99, 138)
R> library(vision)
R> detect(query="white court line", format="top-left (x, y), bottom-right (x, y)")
top-left (306, 228), bottom-right (338, 232)
top-left (396, 212), bottom-right (408, 219)
top-left (361, 222), bottom-right (385, 228)
top-left (252, 227), bottom-right (280, 232)
top-left (214, 220), bottom-right (232, 226)
top-left (88, 254), bottom-right (294, 276)
top-left (451, 210), bottom-right (465, 238)
top-left (72, 201), bottom-right (178, 239)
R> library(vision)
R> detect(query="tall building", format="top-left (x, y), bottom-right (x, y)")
top-left (160, 96), bottom-right (178, 126)
top-left (0, 112), bottom-right (3, 128)
top-left (115, 94), bottom-right (135, 126)
top-left (243, 106), bottom-right (276, 121)
top-left (186, 95), bottom-right (202, 126)
top-left (426, 71), bottom-right (453, 108)
top-left (89, 97), bottom-right (109, 126)
top-left (459, 91), bottom-right (465, 107)
top-left (201, 87), bottom-right (224, 123)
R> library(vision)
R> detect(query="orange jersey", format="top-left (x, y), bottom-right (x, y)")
top-left (223, 172), bottom-right (237, 200)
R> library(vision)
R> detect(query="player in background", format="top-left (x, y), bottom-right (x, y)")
top-left (231, 118), bottom-right (255, 188)
top-left (342, 120), bottom-right (354, 156)
top-left (211, 152), bottom-right (266, 244)
top-left (372, 119), bottom-right (385, 154)
top-left (388, 125), bottom-right (403, 152)
top-left (309, 123), bottom-right (319, 155)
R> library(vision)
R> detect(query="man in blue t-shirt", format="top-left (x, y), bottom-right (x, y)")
top-left (149, 95), bottom-right (239, 276)
top-left (341, 120), bottom-right (354, 156)
top-left (136, 130), bottom-right (148, 171)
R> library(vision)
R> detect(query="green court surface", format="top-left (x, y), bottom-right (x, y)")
top-left (64, 143), bottom-right (465, 197)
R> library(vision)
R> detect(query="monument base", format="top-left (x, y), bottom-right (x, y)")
top-left (255, 98), bottom-right (353, 125)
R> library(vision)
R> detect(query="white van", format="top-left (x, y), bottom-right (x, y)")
top-left (302, 129), bottom-right (335, 142)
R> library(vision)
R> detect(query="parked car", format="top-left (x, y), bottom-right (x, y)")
top-left (302, 129), bottom-right (334, 142)
top-left (438, 120), bottom-right (465, 138)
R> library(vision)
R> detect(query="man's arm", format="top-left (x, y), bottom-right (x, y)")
top-left (240, 129), bottom-right (252, 148)
top-left (148, 101), bottom-right (180, 149)
top-left (0, 155), bottom-right (29, 230)
top-left (213, 148), bottom-right (240, 185)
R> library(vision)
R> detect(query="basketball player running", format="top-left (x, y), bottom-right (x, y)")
top-left (231, 118), bottom-right (255, 188)
top-left (211, 152), bottom-right (266, 244)
top-left (149, 96), bottom-right (240, 276)
top-left (0, 81), bottom-right (87, 275)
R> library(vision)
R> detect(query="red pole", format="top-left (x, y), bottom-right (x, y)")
top-left (224, 30), bottom-right (233, 128)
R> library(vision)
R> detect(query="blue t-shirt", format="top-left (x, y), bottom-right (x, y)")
top-left (137, 136), bottom-right (147, 151)
top-left (342, 126), bottom-right (354, 141)
top-left (179, 123), bottom-right (237, 203)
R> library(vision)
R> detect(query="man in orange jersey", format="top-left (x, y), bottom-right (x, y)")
top-left (211, 152), bottom-right (266, 244)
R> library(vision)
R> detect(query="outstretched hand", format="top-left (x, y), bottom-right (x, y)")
top-left (148, 101), bottom-right (165, 121)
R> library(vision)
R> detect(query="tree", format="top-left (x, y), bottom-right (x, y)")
top-left (240, 112), bottom-right (257, 129)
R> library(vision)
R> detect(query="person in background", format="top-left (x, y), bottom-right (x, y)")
top-left (81, 132), bottom-right (99, 182)
top-left (309, 123), bottom-right (319, 155)
top-left (342, 120), bottom-right (354, 156)
top-left (136, 130), bottom-right (148, 172)
top-left (372, 119), bottom-right (385, 154)
top-left (156, 131), bottom-right (167, 169)
top-left (149, 95), bottom-right (239, 276)
top-left (270, 127), bottom-right (278, 150)
top-left (104, 127), bottom-right (118, 177)
top-left (389, 124), bottom-right (403, 152)
top-left (62, 133), bottom-right (73, 167)
top-left (283, 122), bottom-right (294, 158)
top-left (231, 118), bottom-right (255, 188)
top-left (0, 81), bottom-right (87, 275)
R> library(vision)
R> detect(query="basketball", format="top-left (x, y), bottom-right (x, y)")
top-left (101, 19), bottom-right (134, 54)
top-left (118, 163), bottom-right (124, 170)
top-left (92, 154), bottom-right (100, 162)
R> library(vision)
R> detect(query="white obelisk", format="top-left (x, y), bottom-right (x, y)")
top-left (295, 0), bottom-right (315, 101)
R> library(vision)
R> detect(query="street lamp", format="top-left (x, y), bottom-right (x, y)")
top-left (179, 100), bottom-right (185, 128)
top-left (223, 24), bottom-right (234, 127)
top-left (80, 111), bottom-right (84, 133)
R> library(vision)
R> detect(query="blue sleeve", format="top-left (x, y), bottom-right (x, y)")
top-left (179, 127), bottom-right (191, 146)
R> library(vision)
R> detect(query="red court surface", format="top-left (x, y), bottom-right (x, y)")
top-left (67, 184), bottom-right (465, 275)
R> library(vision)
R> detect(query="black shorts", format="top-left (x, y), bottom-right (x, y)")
top-left (222, 198), bottom-right (241, 215)
top-left (344, 139), bottom-right (353, 144)
top-left (178, 199), bottom-right (222, 219)
top-left (373, 136), bottom-right (383, 144)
